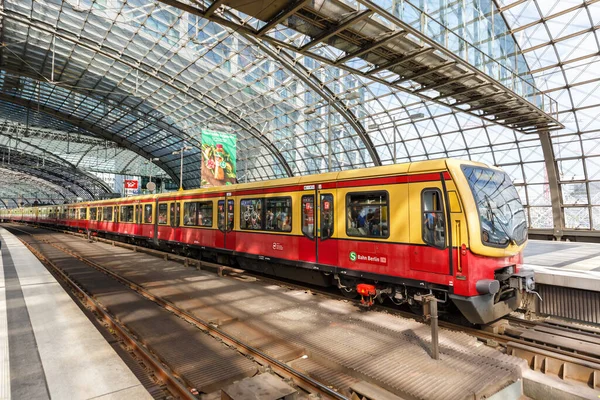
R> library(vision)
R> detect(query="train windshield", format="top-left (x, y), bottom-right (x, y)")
top-left (462, 166), bottom-right (527, 247)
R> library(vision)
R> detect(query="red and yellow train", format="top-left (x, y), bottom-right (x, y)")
top-left (0, 159), bottom-right (534, 324)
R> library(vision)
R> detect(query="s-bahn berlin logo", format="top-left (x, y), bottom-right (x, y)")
top-left (349, 251), bottom-right (387, 265)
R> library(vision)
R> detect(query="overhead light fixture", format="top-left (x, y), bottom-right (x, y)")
top-left (344, 91), bottom-right (360, 100)
top-left (409, 112), bottom-right (425, 119)
top-left (368, 124), bottom-right (378, 130)
top-left (304, 107), bottom-right (316, 115)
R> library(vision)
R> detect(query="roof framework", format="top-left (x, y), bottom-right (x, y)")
top-left (0, 0), bottom-right (598, 235)
top-left (0, 144), bottom-right (112, 200)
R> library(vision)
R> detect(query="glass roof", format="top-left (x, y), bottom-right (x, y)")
top-left (1, 0), bottom-right (599, 234)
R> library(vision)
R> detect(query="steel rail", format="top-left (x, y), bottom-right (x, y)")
top-left (8, 222), bottom-right (600, 389)
top-left (7, 225), bottom-right (347, 400)
top-left (7, 227), bottom-right (195, 400)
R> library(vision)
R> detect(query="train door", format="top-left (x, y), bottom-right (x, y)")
top-left (409, 177), bottom-right (450, 274)
top-left (316, 190), bottom-right (336, 266)
top-left (300, 192), bottom-right (316, 263)
top-left (169, 201), bottom-right (181, 242)
top-left (217, 195), bottom-right (234, 249)
top-left (445, 182), bottom-right (467, 278)
top-left (153, 199), bottom-right (160, 245)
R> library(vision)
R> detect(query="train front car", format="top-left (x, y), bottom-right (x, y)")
top-left (448, 160), bottom-right (534, 324)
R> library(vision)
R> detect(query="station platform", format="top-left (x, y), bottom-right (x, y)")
top-left (0, 227), bottom-right (152, 400)
top-left (524, 239), bottom-right (600, 291)
top-left (523, 239), bottom-right (600, 324)
top-left (525, 239), bottom-right (600, 273)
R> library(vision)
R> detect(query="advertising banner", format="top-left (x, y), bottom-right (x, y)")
top-left (124, 179), bottom-right (138, 189)
top-left (201, 129), bottom-right (237, 187)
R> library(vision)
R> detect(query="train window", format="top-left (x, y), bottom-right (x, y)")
top-left (103, 206), bottom-right (113, 222)
top-left (170, 202), bottom-right (180, 227)
top-left (321, 194), bottom-right (334, 240)
top-left (240, 199), bottom-right (263, 230)
top-left (97, 207), bottom-right (103, 221)
top-left (183, 202), bottom-right (213, 227)
top-left (265, 197), bottom-right (292, 232)
top-left (114, 206), bottom-right (119, 222)
top-left (346, 192), bottom-right (389, 238)
top-left (183, 202), bottom-right (197, 226)
top-left (120, 205), bottom-right (134, 223)
top-left (90, 208), bottom-right (97, 221)
top-left (144, 204), bottom-right (153, 224)
top-left (301, 195), bottom-right (315, 239)
top-left (79, 208), bottom-right (87, 220)
top-left (422, 189), bottom-right (445, 249)
top-left (158, 204), bottom-right (168, 225)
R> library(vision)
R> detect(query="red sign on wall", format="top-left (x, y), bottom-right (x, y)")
top-left (124, 180), bottom-right (138, 189)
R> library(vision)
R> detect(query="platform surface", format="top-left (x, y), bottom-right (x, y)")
top-left (0, 227), bottom-right (152, 400)
top-left (524, 239), bottom-right (600, 273)
top-left (523, 239), bottom-right (600, 291)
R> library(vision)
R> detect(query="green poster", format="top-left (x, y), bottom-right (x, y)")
top-left (201, 129), bottom-right (237, 187)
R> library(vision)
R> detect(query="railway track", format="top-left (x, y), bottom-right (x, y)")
top-left (5, 225), bottom-right (347, 400)
top-left (7, 223), bottom-right (600, 394)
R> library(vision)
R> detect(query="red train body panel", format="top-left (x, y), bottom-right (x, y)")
top-left (1, 159), bottom-right (534, 324)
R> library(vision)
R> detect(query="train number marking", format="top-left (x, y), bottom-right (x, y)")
top-left (272, 242), bottom-right (284, 251)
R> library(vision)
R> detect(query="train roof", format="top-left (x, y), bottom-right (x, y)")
top-left (19, 158), bottom-right (492, 208)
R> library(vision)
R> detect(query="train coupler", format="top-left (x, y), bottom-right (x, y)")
top-left (357, 283), bottom-right (377, 307)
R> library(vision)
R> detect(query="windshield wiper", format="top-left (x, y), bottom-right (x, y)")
top-left (484, 194), bottom-right (515, 245)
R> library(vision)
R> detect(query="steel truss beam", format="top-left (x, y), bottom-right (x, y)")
top-left (242, 35), bottom-right (382, 167)
top-left (1, 11), bottom-right (294, 181)
top-left (0, 146), bottom-right (102, 199)
top-left (159, 0), bottom-right (562, 133)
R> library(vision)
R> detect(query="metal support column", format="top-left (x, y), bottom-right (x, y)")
top-left (421, 294), bottom-right (439, 360)
top-left (328, 99), bottom-right (332, 172)
top-left (539, 131), bottom-right (564, 240)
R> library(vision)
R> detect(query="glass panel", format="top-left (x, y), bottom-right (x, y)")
top-left (265, 197), bottom-right (292, 232)
top-left (564, 207), bottom-right (591, 229)
top-left (422, 189), bottom-right (445, 248)
top-left (529, 207), bottom-right (553, 229)
top-left (462, 165), bottom-right (527, 246)
top-left (320, 194), bottom-right (334, 239)
top-left (346, 192), bottom-right (389, 238)
top-left (240, 199), bottom-right (263, 230)
top-left (158, 204), bottom-right (168, 225)
top-left (135, 205), bottom-right (142, 224)
top-left (120, 206), bottom-right (134, 222)
top-left (198, 202), bottom-right (213, 227)
top-left (89, 207), bottom-right (97, 220)
top-left (301, 195), bottom-right (314, 239)
top-left (225, 200), bottom-right (234, 231)
top-left (144, 204), bottom-right (153, 224)
top-left (170, 202), bottom-right (180, 227)
top-left (183, 202), bottom-right (198, 226)
top-left (562, 183), bottom-right (588, 205)
top-left (592, 207), bottom-right (600, 230)
top-left (79, 208), bottom-right (87, 220)
top-left (103, 206), bottom-right (113, 222)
